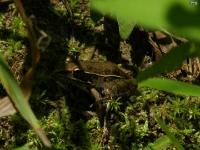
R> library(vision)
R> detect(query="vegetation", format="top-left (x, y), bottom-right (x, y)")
top-left (0, 0), bottom-right (200, 149)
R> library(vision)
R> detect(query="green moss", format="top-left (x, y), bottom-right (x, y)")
top-left (86, 116), bottom-right (101, 147)
top-left (12, 16), bottom-right (26, 37)
top-left (26, 98), bottom-right (100, 150)
top-left (0, 13), bottom-right (4, 28)
top-left (26, 104), bottom-right (75, 149)
top-left (7, 39), bottom-right (23, 52)
top-left (0, 13), bottom-right (26, 60)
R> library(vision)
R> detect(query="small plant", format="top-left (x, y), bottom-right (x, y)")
top-left (67, 37), bottom-right (82, 57)
top-left (7, 39), bottom-right (23, 53)
top-left (106, 97), bottom-right (122, 113)
top-left (27, 110), bottom-right (68, 149)
top-left (12, 16), bottom-right (26, 37)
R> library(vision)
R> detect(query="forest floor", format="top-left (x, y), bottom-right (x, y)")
top-left (0, 0), bottom-right (200, 149)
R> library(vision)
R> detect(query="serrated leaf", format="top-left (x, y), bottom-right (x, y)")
top-left (138, 77), bottom-right (200, 97)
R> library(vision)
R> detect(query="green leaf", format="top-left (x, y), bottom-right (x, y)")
top-left (90, 9), bottom-right (103, 24)
top-left (144, 135), bottom-right (172, 150)
top-left (91, 0), bottom-right (200, 41)
top-left (14, 145), bottom-right (32, 150)
top-left (138, 77), bottom-right (200, 97)
top-left (117, 18), bottom-right (135, 40)
top-left (0, 54), bottom-right (51, 147)
top-left (137, 43), bottom-right (192, 81)
top-left (156, 118), bottom-right (184, 150)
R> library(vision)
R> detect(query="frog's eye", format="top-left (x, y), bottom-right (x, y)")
top-left (65, 62), bottom-right (80, 72)
top-left (65, 57), bottom-right (72, 63)
top-left (74, 67), bottom-right (80, 72)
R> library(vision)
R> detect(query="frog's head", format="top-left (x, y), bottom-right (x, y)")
top-left (65, 57), bottom-right (80, 73)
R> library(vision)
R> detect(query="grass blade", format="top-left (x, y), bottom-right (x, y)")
top-left (0, 54), bottom-right (51, 147)
top-left (137, 43), bottom-right (191, 81)
top-left (138, 77), bottom-right (200, 97)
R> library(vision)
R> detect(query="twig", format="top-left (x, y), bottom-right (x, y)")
top-left (13, 0), bottom-right (51, 147)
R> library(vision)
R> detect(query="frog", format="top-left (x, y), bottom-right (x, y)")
top-left (61, 58), bottom-right (137, 107)
top-left (64, 58), bottom-right (137, 101)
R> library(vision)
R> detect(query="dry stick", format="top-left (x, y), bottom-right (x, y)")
top-left (0, 96), bottom-right (17, 117)
top-left (196, 58), bottom-right (200, 73)
top-left (101, 102), bottom-right (110, 148)
top-left (90, 87), bottom-right (110, 147)
top-left (13, 0), bottom-right (51, 147)
top-left (0, 0), bottom-right (12, 3)
top-left (13, 1), bottom-right (39, 100)
top-left (84, 71), bottom-right (123, 78)
top-left (13, 1), bottom-right (40, 67)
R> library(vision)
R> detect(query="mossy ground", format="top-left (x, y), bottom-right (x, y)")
top-left (0, 1), bottom-right (200, 150)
